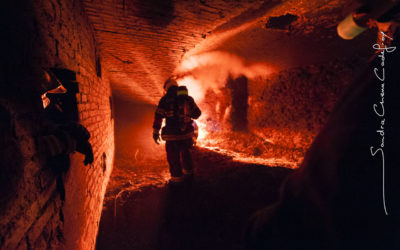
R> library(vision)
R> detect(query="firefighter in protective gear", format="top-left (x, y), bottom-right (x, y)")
top-left (152, 78), bottom-right (201, 184)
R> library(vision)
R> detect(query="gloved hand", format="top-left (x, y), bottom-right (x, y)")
top-left (76, 140), bottom-right (94, 165)
top-left (61, 123), bottom-right (90, 141)
top-left (62, 122), bottom-right (93, 165)
top-left (153, 133), bottom-right (160, 144)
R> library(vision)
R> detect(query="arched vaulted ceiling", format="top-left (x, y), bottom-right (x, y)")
top-left (83, 0), bottom-right (375, 104)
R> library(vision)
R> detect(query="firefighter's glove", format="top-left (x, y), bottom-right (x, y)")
top-left (62, 123), bottom-right (93, 165)
top-left (61, 123), bottom-right (90, 141)
top-left (153, 133), bottom-right (160, 145)
top-left (76, 140), bottom-right (94, 165)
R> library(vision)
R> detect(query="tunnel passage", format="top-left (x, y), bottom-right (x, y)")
top-left (1, 0), bottom-right (397, 249)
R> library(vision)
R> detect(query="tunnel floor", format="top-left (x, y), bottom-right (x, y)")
top-left (96, 147), bottom-right (292, 250)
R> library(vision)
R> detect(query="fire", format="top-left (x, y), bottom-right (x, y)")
top-left (196, 119), bottom-right (209, 143)
top-left (172, 51), bottom-right (299, 169)
top-left (192, 115), bottom-right (299, 168)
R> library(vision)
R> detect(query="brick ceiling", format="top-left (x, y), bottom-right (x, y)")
top-left (83, 0), bottom-right (372, 104)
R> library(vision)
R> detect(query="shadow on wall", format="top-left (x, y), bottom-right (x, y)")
top-left (124, 0), bottom-right (174, 27)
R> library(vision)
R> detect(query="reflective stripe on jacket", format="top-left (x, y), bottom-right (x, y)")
top-left (153, 86), bottom-right (201, 141)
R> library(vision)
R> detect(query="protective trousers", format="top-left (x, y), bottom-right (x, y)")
top-left (165, 139), bottom-right (194, 182)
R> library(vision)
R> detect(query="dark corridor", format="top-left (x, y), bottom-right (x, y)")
top-left (1, 0), bottom-right (400, 249)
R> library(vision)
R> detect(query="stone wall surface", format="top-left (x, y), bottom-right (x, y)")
top-left (246, 59), bottom-right (364, 162)
top-left (0, 0), bottom-right (114, 249)
top-left (196, 58), bottom-right (366, 165)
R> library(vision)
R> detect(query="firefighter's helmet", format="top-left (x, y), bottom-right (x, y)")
top-left (163, 77), bottom-right (178, 91)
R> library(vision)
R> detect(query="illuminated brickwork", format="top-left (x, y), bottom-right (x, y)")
top-left (0, 0), bottom-right (114, 249)
top-left (83, 0), bottom-right (267, 102)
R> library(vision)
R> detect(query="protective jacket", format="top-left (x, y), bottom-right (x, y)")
top-left (153, 85), bottom-right (201, 141)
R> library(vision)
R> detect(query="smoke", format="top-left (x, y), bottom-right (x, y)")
top-left (174, 51), bottom-right (274, 102)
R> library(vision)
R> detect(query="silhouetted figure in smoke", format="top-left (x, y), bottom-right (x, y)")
top-left (152, 78), bottom-right (201, 186)
top-left (227, 75), bottom-right (248, 132)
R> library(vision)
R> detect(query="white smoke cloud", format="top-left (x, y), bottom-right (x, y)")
top-left (174, 51), bottom-right (274, 102)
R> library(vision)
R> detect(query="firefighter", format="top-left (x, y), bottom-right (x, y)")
top-left (152, 78), bottom-right (201, 186)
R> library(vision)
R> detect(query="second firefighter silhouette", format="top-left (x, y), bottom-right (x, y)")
top-left (153, 78), bottom-right (201, 185)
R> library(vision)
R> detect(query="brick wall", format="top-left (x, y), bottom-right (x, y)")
top-left (0, 0), bottom-right (114, 249)
top-left (63, 71), bottom-right (114, 250)
top-left (83, 0), bottom-right (267, 103)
